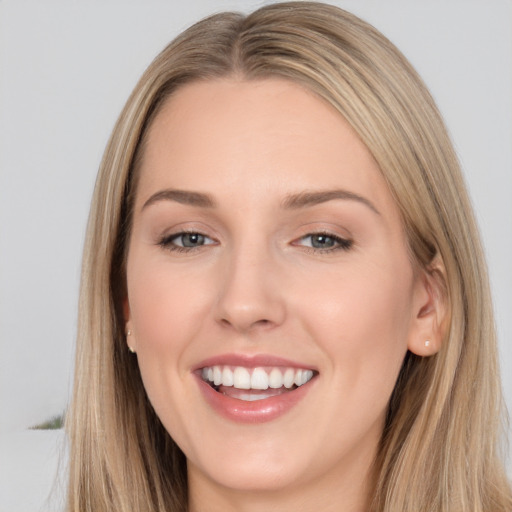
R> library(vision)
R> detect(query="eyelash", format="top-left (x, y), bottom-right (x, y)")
top-left (158, 230), bottom-right (216, 253)
top-left (295, 232), bottom-right (353, 253)
top-left (158, 230), bottom-right (353, 254)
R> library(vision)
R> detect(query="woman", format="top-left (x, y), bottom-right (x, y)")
top-left (67, 2), bottom-right (511, 511)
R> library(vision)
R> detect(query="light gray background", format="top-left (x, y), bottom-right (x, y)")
top-left (0, 1), bottom-right (511, 510)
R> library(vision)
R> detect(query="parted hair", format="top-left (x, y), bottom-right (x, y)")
top-left (67, 3), bottom-right (511, 511)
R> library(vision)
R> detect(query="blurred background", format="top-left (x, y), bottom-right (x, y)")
top-left (1, 1), bottom-right (511, 510)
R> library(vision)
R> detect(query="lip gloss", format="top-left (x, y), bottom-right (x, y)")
top-left (195, 372), bottom-right (316, 424)
top-left (195, 353), bottom-right (317, 370)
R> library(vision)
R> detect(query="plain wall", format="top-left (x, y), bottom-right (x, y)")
top-left (0, 1), bottom-right (511, 508)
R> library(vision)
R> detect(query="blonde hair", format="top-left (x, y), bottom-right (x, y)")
top-left (67, 3), bottom-right (511, 511)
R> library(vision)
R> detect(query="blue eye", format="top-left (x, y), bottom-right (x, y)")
top-left (297, 233), bottom-right (352, 252)
top-left (159, 231), bottom-right (215, 252)
top-left (174, 233), bottom-right (207, 247)
top-left (308, 234), bottom-right (336, 249)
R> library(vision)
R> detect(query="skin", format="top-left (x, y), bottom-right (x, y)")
top-left (125, 78), bottom-right (442, 512)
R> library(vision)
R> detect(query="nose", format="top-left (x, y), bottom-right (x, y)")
top-left (213, 242), bottom-right (286, 334)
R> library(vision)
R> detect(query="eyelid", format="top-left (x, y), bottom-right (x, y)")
top-left (158, 229), bottom-right (218, 252)
top-left (172, 231), bottom-right (216, 246)
top-left (292, 231), bottom-right (353, 252)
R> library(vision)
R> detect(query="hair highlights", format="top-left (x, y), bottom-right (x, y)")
top-left (67, 3), bottom-right (511, 511)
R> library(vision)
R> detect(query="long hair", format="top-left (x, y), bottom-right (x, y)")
top-left (67, 3), bottom-right (511, 511)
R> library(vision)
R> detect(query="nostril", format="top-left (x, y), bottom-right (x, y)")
top-left (219, 317), bottom-right (273, 331)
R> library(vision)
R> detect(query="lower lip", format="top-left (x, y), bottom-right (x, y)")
top-left (195, 375), bottom-right (315, 424)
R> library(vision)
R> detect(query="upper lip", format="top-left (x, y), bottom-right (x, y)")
top-left (193, 353), bottom-right (318, 372)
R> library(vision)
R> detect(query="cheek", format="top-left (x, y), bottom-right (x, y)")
top-left (127, 256), bottom-right (211, 352)
top-left (125, 256), bottom-right (207, 429)
top-left (297, 258), bottom-right (414, 390)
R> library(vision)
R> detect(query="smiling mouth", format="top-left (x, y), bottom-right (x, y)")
top-left (200, 365), bottom-right (317, 401)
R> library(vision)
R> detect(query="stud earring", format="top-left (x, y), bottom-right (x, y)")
top-left (425, 340), bottom-right (430, 348)
top-left (126, 329), bottom-right (135, 353)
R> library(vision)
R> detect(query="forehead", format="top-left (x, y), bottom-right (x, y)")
top-left (136, 78), bottom-right (397, 217)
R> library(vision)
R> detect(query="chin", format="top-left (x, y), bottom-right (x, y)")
top-left (192, 456), bottom-right (309, 493)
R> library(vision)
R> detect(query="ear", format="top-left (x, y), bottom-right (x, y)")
top-left (407, 256), bottom-right (449, 357)
top-left (123, 297), bottom-right (136, 354)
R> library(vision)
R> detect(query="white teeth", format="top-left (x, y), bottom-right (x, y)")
top-left (213, 366), bottom-right (222, 386)
top-left (283, 368), bottom-right (295, 388)
top-left (222, 366), bottom-right (234, 386)
top-left (269, 368), bottom-right (283, 389)
top-left (202, 365), bottom-right (315, 391)
top-left (251, 368), bottom-right (269, 390)
top-left (235, 392), bottom-right (274, 402)
top-left (233, 367), bottom-right (251, 389)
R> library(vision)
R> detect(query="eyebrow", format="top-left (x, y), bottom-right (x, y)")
top-left (282, 189), bottom-right (380, 215)
top-left (141, 187), bottom-right (380, 215)
top-left (142, 189), bottom-right (217, 210)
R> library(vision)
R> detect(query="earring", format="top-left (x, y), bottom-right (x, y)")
top-left (126, 329), bottom-right (135, 353)
top-left (425, 340), bottom-right (430, 348)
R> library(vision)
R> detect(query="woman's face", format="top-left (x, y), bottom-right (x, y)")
top-left (126, 78), bottom-right (431, 501)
